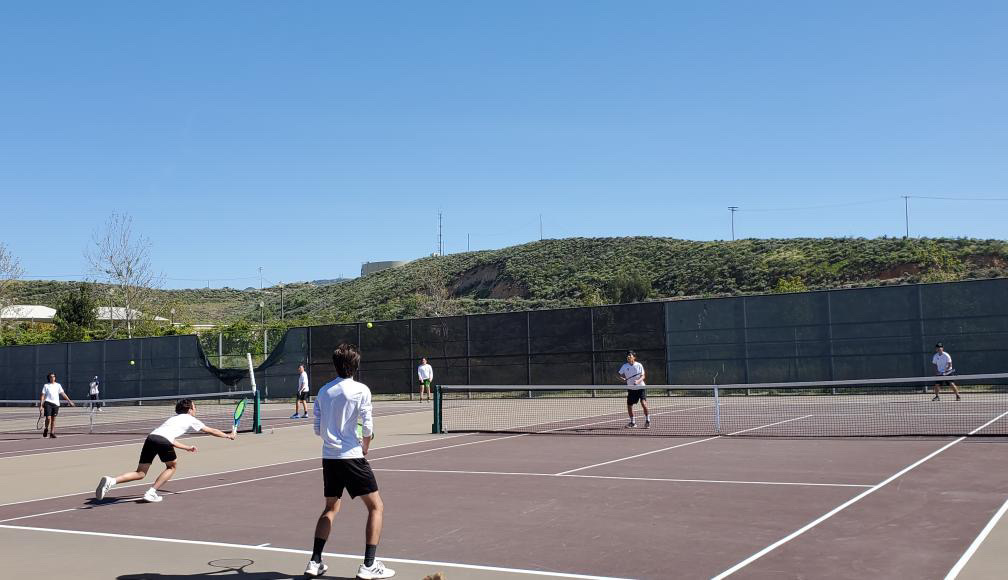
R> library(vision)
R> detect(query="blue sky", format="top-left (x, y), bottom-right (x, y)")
top-left (2, 1), bottom-right (1005, 288)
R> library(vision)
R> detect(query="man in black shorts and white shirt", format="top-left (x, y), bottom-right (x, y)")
top-left (40, 373), bottom-right (75, 439)
top-left (932, 342), bottom-right (961, 401)
top-left (305, 343), bottom-right (394, 579)
top-left (95, 399), bottom-right (236, 503)
top-left (89, 376), bottom-right (102, 411)
top-left (618, 351), bottom-right (650, 428)
top-left (292, 364), bottom-right (310, 419)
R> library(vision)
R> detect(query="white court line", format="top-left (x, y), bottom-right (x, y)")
top-left (0, 437), bottom-right (143, 456)
top-left (372, 468), bottom-right (872, 488)
top-left (944, 497), bottom-right (1008, 579)
top-left (712, 410), bottom-right (1008, 579)
top-left (555, 415), bottom-right (813, 476)
top-left (0, 432), bottom-right (475, 509)
top-left (0, 524), bottom-right (627, 580)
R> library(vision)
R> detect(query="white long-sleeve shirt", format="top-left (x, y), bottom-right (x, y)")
top-left (417, 363), bottom-right (433, 381)
top-left (313, 376), bottom-right (373, 459)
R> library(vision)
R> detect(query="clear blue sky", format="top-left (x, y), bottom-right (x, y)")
top-left (2, 1), bottom-right (1005, 289)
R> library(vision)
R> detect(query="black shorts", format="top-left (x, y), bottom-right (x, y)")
top-left (297, 391), bottom-right (309, 402)
top-left (322, 458), bottom-right (379, 499)
top-left (937, 380), bottom-right (953, 387)
top-left (43, 401), bottom-right (60, 417)
top-left (626, 388), bottom-right (647, 405)
top-left (139, 435), bottom-right (177, 464)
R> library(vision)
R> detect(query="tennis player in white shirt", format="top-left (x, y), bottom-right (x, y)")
top-left (618, 351), bottom-right (650, 428)
top-left (292, 364), bottom-right (311, 418)
top-left (95, 398), bottom-right (236, 503)
top-left (932, 342), bottom-right (961, 401)
top-left (305, 343), bottom-right (394, 579)
top-left (417, 358), bottom-right (434, 402)
top-left (40, 373), bottom-right (75, 439)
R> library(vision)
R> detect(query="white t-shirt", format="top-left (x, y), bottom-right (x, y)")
top-left (933, 352), bottom-right (953, 374)
top-left (298, 371), bottom-right (309, 394)
top-left (89, 380), bottom-right (100, 396)
top-left (313, 377), bottom-right (373, 460)
top-left (41, 383), bottom-right (65, 405)
top-left (417, 363), bottom-right (433, 381)
top-left (619, 362), bottom-right (646, 387)
top-left (150, 413), bottom-right (206, 443)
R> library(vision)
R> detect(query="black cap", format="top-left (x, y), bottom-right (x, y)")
top-left (935, 342), bottom-right (943, 348)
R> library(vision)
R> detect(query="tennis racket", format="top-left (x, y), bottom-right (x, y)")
top-left (231, 398), bottom-right (247, 434)
top-left (36, 407), bottom-right (44, 430)
top-left (356, 421), bottom-right (375, 443)
top-left (943, 368), bottom-right (956, 376)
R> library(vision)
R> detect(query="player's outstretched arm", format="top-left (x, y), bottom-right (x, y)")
top-left (201, 426), bottom-right (237, 440)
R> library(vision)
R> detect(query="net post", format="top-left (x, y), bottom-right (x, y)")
top-left (253, 389), bottom-right (262, 434)
top-left (432, 384), bottom-right (442, 434)
top-left (713, 385), bottom-right (721, 433)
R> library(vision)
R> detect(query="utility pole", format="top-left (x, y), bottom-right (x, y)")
top-left (902, 195), bottom-right (910, 238)
top-left (467, 233), bottom-right (470, 252)
top-left (258, 266), bottom-right (263, 290)
top-left (728, 206), bottom-right (739, 240)
top-left (539, 214), bottom-right (543, 241)
top-left (280, 283), bottom-right (284, 322)
top-left (437, 211), bottom-right (443, 256)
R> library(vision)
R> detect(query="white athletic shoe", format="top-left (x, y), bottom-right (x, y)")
top-left (96, 476), bottom-right (115, 500)
top-left (290, 413), bottom-right (300, 419)
top-left (357, 560), bottom-right (395, 579)
top-left (644, 418), bottom-right (651, 429)
top-left (304, 559), bottom-right (328, 577)
top-left (142, 488), bottom-right (163, 503)
top-left (624, 420), bottom-right (636, 428)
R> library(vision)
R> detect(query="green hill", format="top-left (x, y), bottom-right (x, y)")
top-left (8, 237), bottom-right (1008, 330)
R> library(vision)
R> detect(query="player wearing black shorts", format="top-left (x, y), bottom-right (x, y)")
top-left (618, 351), bottom-right (650, 428)
top-left (94, 398), bottom-right (236, 503)
top-left (305, 343), bottom-right (394, 579)
top-left (292, 364), bottom-right (310, 419)
top-left (40, 373), bottom-right (75, 439)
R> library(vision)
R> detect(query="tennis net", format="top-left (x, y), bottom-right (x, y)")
top-left (434, 373), bottom-right (1008, 437)
top-left (0, 391), bottom-right (258, 435)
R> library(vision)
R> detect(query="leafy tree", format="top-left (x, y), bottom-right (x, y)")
top-left (53, 284), bottom-right (98, 342)
top-left (773, 275), bottom-right (808, 294)
top-left (605, 272), bottom-right (652, 304)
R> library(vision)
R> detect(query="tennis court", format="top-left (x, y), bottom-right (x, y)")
top-left (2, 394), bottom-right (1007, 579)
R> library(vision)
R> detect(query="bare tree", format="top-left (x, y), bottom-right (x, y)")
top-left (0, 243), bottom-right (23, 336)
top-left (86, 213), bottom-right (161, 338)
top-left (418, 260), bottom-right (457, 317)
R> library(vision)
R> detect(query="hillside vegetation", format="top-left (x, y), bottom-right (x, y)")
top-left (7, 237), bottom-right (1008, 334)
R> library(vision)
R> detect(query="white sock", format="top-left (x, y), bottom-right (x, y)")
top-left (107, 477), bottom-right (116, 488)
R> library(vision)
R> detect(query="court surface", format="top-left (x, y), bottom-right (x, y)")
top-left (3, 401), bottom-right (1008, 579)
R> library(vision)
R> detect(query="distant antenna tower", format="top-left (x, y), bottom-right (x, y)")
top-left (437, 211), bottom-right (444, 256)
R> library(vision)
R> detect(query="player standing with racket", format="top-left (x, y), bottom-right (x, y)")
top-left (618, 351), bottom-right (650, 428)
top-left (292, 364), bottom-right (310, 419)
top-left (94, 398), bottom-right (236, 503)
top-left (417, 357), bottom-right (433, 402)
top-left (932, 342), bottom-right (961, 401)
top-left (40, 373), bottom-right (74, 439)
top-left (305, 343), bottom-right (394, 579)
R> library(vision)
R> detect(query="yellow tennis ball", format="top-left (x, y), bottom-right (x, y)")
top-left (366, 322), bottom-right (373, 328)
top-left (130, 360), bottom-right (135, 365)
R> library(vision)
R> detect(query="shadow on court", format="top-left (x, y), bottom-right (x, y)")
top-left (117, 557), bottom-right (354, 579)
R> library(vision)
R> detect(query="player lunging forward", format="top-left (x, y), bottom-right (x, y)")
top-left (305, 343), bottom-right (394, 579)
top-left (95, 399), bottom-right (236, 503)
top-left (619, 351), bottom-right (650, 428)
